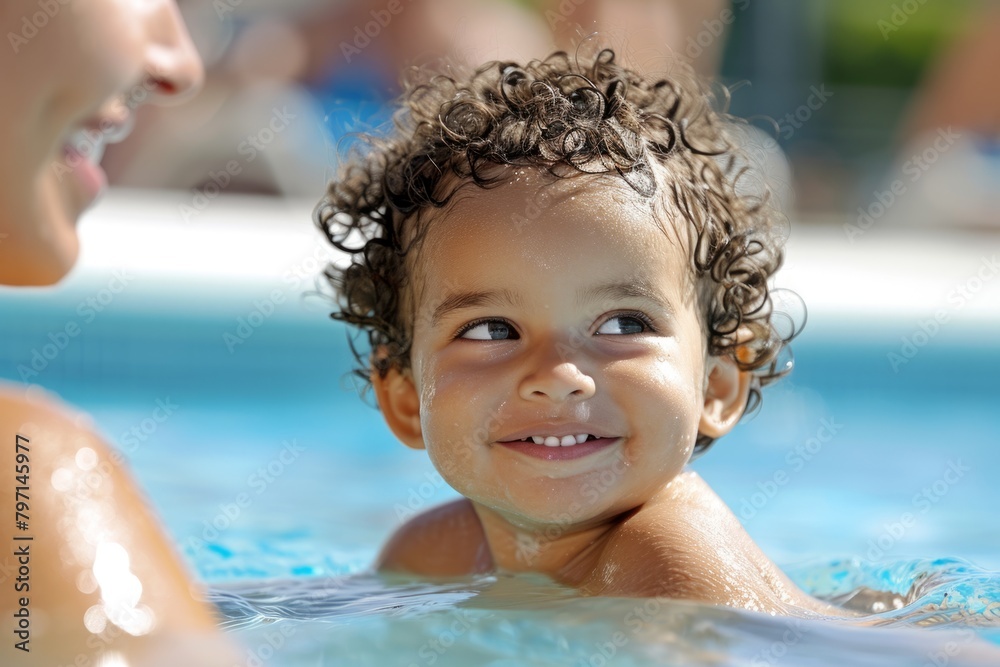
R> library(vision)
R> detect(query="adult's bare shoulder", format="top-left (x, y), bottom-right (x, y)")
top-left (0, 384), bottom-right (101, 478)
top-left (375, 497), bottom-right (494, 576)
top-left (0, 382), bottom-right (242, 664)
top-left (0, 382), bottom-right (79, 426)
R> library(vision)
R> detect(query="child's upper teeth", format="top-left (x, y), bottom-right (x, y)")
top-left (528, 434), bottom-right (591, 446)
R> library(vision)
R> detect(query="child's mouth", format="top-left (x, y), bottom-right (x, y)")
top-left (496, 436), bottom-right (621, 460)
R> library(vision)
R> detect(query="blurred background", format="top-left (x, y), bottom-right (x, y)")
top-left (101, 0), bottom-right (1000, 227)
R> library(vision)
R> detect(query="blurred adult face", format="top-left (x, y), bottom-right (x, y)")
top-left (0, 0), bottom-right (203, 286)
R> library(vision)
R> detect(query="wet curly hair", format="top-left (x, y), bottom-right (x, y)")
top-left (315, 48), bottom-right (796, 457)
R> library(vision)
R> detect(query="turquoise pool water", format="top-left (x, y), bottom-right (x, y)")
top-left (2, 286), bottom-right (1000, 665)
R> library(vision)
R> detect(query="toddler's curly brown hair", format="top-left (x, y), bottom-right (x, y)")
top-left (315, 48), bottom-right (795, 457)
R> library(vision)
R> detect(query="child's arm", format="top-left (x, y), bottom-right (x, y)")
top-left (376, 497), bottom-right (494, 576)
top-left (0, 385), bottom-right (241, 665)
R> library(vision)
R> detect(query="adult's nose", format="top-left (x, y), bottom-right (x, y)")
top-left (141, 1), bottom-right (205, 102)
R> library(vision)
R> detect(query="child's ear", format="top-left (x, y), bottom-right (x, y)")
top-left (699, 354), bottom-right (752, 439)
top-left (372, 365), bottom-right (425, 450)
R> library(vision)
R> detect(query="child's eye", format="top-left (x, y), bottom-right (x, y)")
top-left (595, 312), bottom-right (654, 335)
top-left (455, 312), bottom-right (654, 340)
top-left (456, 319), bottom-right (520, 340)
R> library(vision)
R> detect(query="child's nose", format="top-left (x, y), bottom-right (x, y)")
top-left (517, 344), bottom-right (596, 404)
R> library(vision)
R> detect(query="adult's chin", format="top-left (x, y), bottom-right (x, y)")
top-left (0, 188), bottom-right (81, 287)
top-left (0, 238), bottom-right (79, 287)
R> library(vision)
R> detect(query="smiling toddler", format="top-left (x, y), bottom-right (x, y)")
top-left (316, 49), bottom-right (841, 616)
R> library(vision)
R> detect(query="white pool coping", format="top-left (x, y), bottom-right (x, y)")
top-left (47, 188), bottom-right (1000, 331)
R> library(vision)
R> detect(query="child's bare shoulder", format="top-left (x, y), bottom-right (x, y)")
top-left (591, 472), bottom-right (842, 615)
top-left (375, 497), bottom-right (494, 576)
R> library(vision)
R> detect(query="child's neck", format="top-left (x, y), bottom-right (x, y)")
top-left (470, 502), bottom-right (632, 585)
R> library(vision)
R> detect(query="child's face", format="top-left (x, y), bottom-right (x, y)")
top-left (378, 171), bottom-right (746, 529)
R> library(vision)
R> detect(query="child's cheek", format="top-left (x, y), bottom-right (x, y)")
top-left (416, 366), bottom-right (485, 480)
top-left (615, 356), bottom-right (701, 432)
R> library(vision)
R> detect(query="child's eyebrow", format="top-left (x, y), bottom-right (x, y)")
top-left (430, 279), bottom-right (674, 327)
top-left (431, 289), bottom-right (526, 328)
top-left (577, 279), bottom-right (675, 317)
